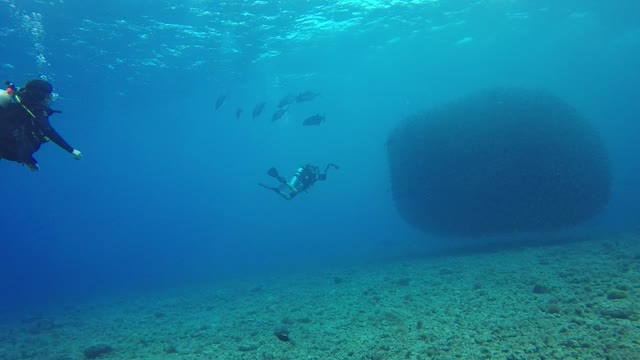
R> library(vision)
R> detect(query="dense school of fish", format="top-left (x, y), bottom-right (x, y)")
top-left (213, 90), bottom-right (325, 126)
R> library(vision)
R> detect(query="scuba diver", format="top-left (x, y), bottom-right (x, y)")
top-left (259, 163), bottom-right (339, 200)
top-left (0, 79), bottom-right (82, 171)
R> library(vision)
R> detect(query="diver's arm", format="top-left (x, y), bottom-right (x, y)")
top-left (34, 112), bottom-right (74, 153)
top-left (325, 163), bottom-right (339, 172)
top-left (319, 163), bottom-right (339, 181)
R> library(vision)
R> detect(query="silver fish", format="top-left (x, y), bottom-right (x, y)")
top-left (272, 107), bottom-right (287, 122)
top-left (278, 94), bottom-right (297, 108)
top-left (252, 102), bottom-right (266, 119)
top-left (296, 91), bottom-right (320, 103)
top-left (215, 95), bottom-right (226, 111)
top-left (302, 113), bottom-right (325, 126)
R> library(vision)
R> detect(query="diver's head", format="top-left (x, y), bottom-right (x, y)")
top-left (21, 79), bottom-right (55, 104)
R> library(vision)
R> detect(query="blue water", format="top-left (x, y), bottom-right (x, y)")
top-left (1, 0), bottom-right (638, 312)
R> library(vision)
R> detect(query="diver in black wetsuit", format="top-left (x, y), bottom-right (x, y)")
top-left (0, 79), bottom-right (82, 171)
top-left (259, 163), bottom-right (339, 200)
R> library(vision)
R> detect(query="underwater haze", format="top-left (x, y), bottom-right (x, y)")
top-left (1, 0), bottom-right (639, 316)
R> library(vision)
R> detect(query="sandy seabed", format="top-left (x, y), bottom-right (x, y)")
top-left (1, 233), bottom-right (639, 360)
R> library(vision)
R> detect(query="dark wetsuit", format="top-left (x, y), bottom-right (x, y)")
top-left (294, 165), bottom-right (320, 192)
top-left (274, 165), bottom-right (318, 199)
top-left (259, 163), bottom-right (339, 200)
top-left (0, 102), bottom-right (73, 166)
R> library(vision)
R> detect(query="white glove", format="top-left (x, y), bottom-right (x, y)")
top-left (72, 149), bottom-right (83, 160)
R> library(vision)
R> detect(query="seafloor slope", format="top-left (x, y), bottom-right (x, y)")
top-left (1, 233), bottom-right (638, 360)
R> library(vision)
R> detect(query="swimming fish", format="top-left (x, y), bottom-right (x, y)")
top-left (252, 101), bottom-right (266, 119)
top-left (272, 107), bottom-right (287, 122)
top-left (236, 108), bottom-right (243, 120)
top-left (278, 94), bottom-right (297, 108)
top-left (296, 91), bottom-right (320, 103)
top-left (302, 113), bottom-right (325, 126)
top-left (215, 95), bottom-right (226, 111)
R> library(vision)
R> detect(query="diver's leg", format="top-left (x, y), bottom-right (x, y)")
top-left (258, 183), bottom-right (293, 200)
top-left (259, 183), bottom-right (279, 192)
top-left (24, 162), bottom-right (39, 172)
top-left (267, 167), bottom-right (288, 185)
top-left (0, 138), bottom-right (17, 162)
top-left (0, 142), bottom-right (27, 166)
top-left (23, 154), bottom-right (39, 171)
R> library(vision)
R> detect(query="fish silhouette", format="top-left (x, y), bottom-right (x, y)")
top-left (252, 102), bottom-right (266, 119)
top-left (296, 91), bottom-right (320, 103)
top-left (215, 95), bottom-right (226, 111)
top-left (236, 108), bottom-right (243, 120)
top-left (278, 94), bottom-right (297, 108)
top-left (272, 107), bottom-right (287, 122)
top-left (302, 113), bottom-right (325, 126)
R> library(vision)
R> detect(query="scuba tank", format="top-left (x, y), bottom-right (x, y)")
top-left (0, 81), bottom-right (17, 110)
top-left (0, 87), bottom-right (13, 109)
top-left (288, 167), bottom-right (304, 191)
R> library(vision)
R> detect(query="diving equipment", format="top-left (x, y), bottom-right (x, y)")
top-left (0, 84), bottom-right (14, 109)
top-left (288, 167), bottom-right (304, 191)
top-left (268, 167), bottom-right (279, 178)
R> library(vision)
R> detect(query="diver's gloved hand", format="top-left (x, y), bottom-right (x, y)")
top-left (72, 149), bottom-right (82, 160)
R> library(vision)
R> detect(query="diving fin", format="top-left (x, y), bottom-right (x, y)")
top-left (267, 167), bottom-right (279, 178)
